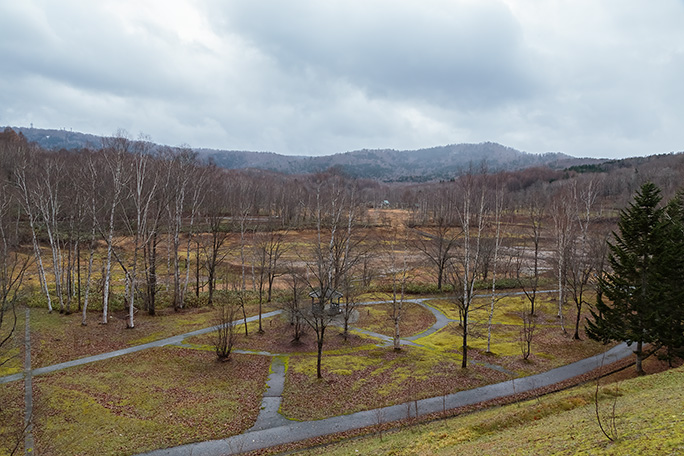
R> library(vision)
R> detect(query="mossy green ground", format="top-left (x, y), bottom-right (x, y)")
top-left (31, 347), bottom-right (269, 456)
top-left (281, 347), bottom-right (507, 421)
top-left (0, 308), bottom-right (24, 377)
top-left (27, 301), bottom-right (276, 368)
top-left (342, 301), bottom-right (435, 338)
top-left (0, 381), bottom-right (24, 456)
top-left (185, 313), bottom-right (378, 354)
top-left (297, 365), bottom-right (684, 456)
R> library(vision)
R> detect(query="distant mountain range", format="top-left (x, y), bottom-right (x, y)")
top-left (8, 126), bottom-right (599, 182)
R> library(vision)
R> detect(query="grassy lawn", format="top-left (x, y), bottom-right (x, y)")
top-left (31, 347), bottom-right (269, 456)
top-left (353, 301), bottom-right (436, 338)
top-left (5, 286), bottom-right (623, 453)
top-left (0, 380), bottom-right (24, 456)
top-left (281, 347), bottom-right (508, 421)
top-left (27, 300), bottom-right (278, 369)
top-left (185, 313), bottom-right (379, 354)
top-left (0, 307), bottom-right (25, 377)
top-left (296, 361), bottom-right (684, 456)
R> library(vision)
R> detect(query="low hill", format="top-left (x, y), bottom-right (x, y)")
top-left (8, 126), bottom-right (599, 182)
top-left (299, 363), bottom-right (684, 455)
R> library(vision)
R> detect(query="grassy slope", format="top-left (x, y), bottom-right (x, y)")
top-left (298, 364), bottom-right (684, 456)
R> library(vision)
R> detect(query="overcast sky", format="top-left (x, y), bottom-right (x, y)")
top-left (1, 1), bottom-right (683, 158)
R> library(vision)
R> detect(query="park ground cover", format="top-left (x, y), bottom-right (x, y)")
top-left (296, 359), bottom-right (684, 456)
top-left (26, 299), bottom-right (278, 369)
top-left (0, 381), bottom-right (24, 456)
top-left (31, 347), bottom-right (269, 456)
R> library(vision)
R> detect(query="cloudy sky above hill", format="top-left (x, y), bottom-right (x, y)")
top-left (1, 0), bottom-right (683, 158)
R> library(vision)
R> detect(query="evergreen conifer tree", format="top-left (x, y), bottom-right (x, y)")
top-left (587, 182), bottom-right (666, 374)
top-left (655, 191), bottom-right (684, 363)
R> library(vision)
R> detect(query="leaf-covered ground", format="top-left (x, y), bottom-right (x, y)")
top-left (31, 347), bottom-right (269, 456)
top-left (281, 347), bottom-right (508, 421)
top-left (27, 302), bottom-right (277, 368)
top-left (185, 313), bottom-right (378, 354)
top-left (352, 301), bottom-right (436, 338)
top-left (0, 380), bottom-right (24, 456)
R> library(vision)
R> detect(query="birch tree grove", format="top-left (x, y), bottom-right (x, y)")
top-left (122, 139), bottom-right (159, 328)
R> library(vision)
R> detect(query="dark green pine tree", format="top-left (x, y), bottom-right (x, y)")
top-left (587, 182), bottom-right (666, 375)
top-left (655, 191), bottom-right (684, 364)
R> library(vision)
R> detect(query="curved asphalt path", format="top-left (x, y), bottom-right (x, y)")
top-left (141, 342), bottom-right (633, 456)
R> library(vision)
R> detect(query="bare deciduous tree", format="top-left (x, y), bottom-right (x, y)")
top-left (449, 171), bottom-right (488, 368)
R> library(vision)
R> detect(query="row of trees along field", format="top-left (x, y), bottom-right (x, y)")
top-left (2, 126), bottom-right (684, 376)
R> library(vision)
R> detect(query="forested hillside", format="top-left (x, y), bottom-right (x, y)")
top-left (10, 126), bottom-right (601, 181)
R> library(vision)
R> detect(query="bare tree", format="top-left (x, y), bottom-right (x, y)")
top-left (449, 172), bottom-right (488, 369)
top-left (387, 231), bottom-right (410, 351)
top-left (516, 191), bottom-right (546, 316)
top-left (284, 263), bottom-right (307, 343)
top-left (100, 132), bottom-right (131, 324)
top-left (164, 147), bottom-right (196, 310)
top-left (567, 178), bottom-right (603, 340)
top-left (15, 150), bottom-right (52, 311)
top-left (215, 293), bottom-right (239, 361)
top-left (253, 225), bottom-right (287, 333)
top-left (0, 182), bottom-right (30, 369)
top-left (203, 173), bottom-right (231, 307)
top-left (414, 186), bottom-right (459, 291)
top-left (519, 308), bottom-right (536, 360)
top-left (550, 184), bottom-right (577, 333)
top-left (181, 163), bottom-right (207, 304)
top-left (486, 182), bottom-right (506, 353)
top-left (299, 176), bottom-right (363, 378)
top-left (34, 157), bottom-right (67, 313)
top-left (121, 137), bottom-right (159, 328)
top-left (80, 156), bottom-right (100, 325)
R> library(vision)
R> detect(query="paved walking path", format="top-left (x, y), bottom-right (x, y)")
top-left (249, 356), bottom-right (290, 432)
top-left (0, 310), bottom-right (284, 385)
top-left (141, 342), bottom-right (634, 456)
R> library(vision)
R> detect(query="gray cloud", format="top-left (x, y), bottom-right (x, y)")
top-left (1, 0), bottom-right (683, 158)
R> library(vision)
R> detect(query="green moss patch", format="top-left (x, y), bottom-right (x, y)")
top-left (31, 347), bottom-right (269, 456)
top-left (353, 302), bottom-right (436, 338)
top-left (281, 347), bottom-right (506, 421)
top-left (0, 381), bottom-right (24, 456)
